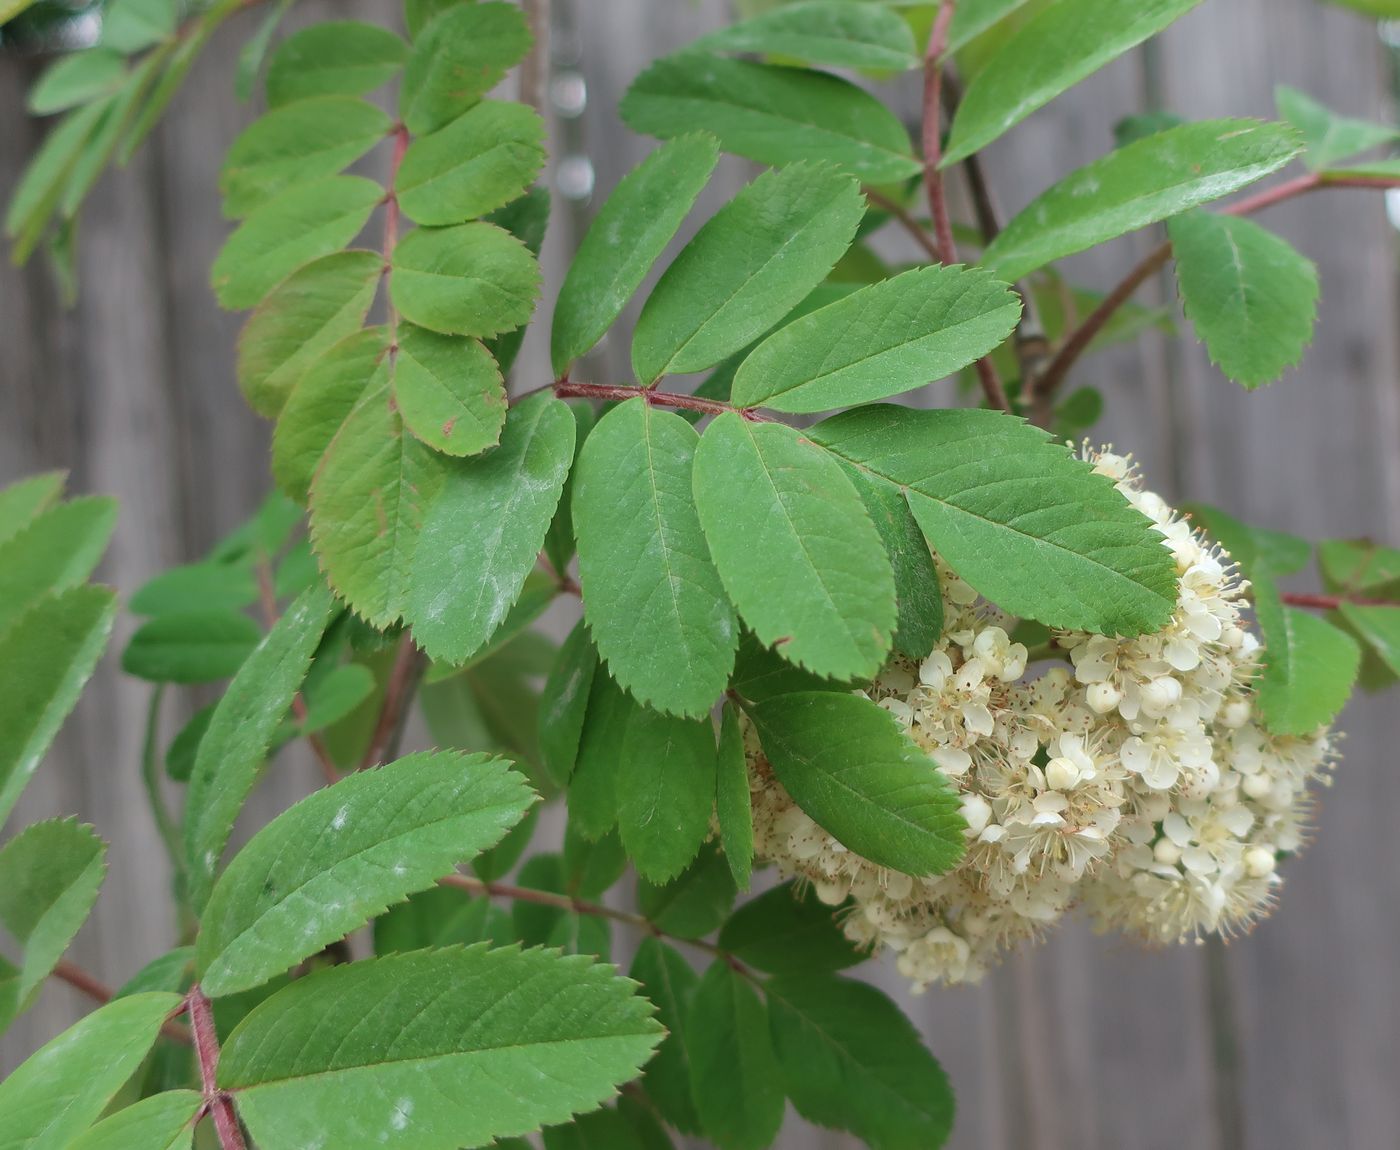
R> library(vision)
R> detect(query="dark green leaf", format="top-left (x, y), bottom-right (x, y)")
top-left (539, 621), bottom-right (599, 786)
top-left (728, 630), bottom-right (856, 705)
top-left (715, 702), bottom-right (754, 891)
top-left (632, 162), bottom-right (864, 382)
top-left (266, 21), bottom-right (408, 107)
top-left (399, 0), bottom-right (532, 135)
top-left (121, 610), bottom-right (262, 684)
top-left (568, 672), bottom-right (631, 838)
top-left (719, 882), bottom-right (863, 975)
top-left (375, 887), bottom-right (512, 953)
top-left (749, 691), bottom-right (965, 875)
top-left (545, 1110), bottom-right (647, 1150)
top-left (617, 706), bottom-right (717, 883)
top-left (692, 413), bottom-right (896, 679)
top-left (637, 843), bottom-right (737, 939)
top-left (563, 825), bottom-right (628, 900)
top-left (389, 221), bottom-right (541, 338)
top-left (629, 938), bottom-right (702, 1135)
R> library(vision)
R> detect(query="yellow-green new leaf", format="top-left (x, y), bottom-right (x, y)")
top-left (731, 264), bottom-right (1021, 413)
top-left (551, 134), bottom-right (719, 376)
top-left (574, 399), bottom-right (736, 718)
top-left (392, 324), bottom-right (507, 457)
top-left (219, 947), bottom-right (663, 1150)
top-left (983, 120), bottom-right (1302, 282)
top-left (692, 413), bottom-right (895, 681)
top-left (1169, 211), bottom-right (1319, 389)
top-left (266, 21), bottom-right (408, 107)
top-left (944, 0), bottom-right (1206, 164)
top-left (633, 163), bottom-right (865, 384)
top-left (198, 750), bottom-right (534, 996)
top-left (236, 249), bottom-right (383, 418)
top-left (389, 221), bottom-right (541, 338)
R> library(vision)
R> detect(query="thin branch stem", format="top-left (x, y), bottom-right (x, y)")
top-left (190, 987), bottom-right (247, 1150)
top-left (553, 380), bottom-right (775, 422)
top-left (862, 187), bottom-right (943, 264)
top-left (52, 961), bottom-right (193, 1044)
top-left (358, 637), bottom-right (425, 770)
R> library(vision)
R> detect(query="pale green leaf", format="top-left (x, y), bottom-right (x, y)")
top-left (715, 702), bottom-right (754, 891)
top-left (1256, 598), bottom-right (1360, 735)
top-left (766, 974), bottom-right (954, 1149)
top-left (731, 264), bottom-right (1021, 413)
top-left (197, 750), bottom-right (534, 996)
top-left (266, 21), bottom-right (408, 107)
top-left (219, 947), bottom-right (663, 1150)
top-left (0, 472), bottom-right (65, 547)
top-left (687, 962), bottom-right (784, 1150)
top-left (389, 221), bottom-right (541, 338)
top-left (398, 101), bottom-right (547, 227)
top-left (982, 120), bottom-right (1302, 281)
top-left (629, 938), bottom-right (702, 1135)
top-left (637, 843), bottom-right (736, 939)
top-left (616, 705), bottom-right (717, 883)
top-left (399, 0), bottom-right (532, 135)
top-left (1168, 210), bottom-right (1319, 389)
top-left (272, 326), bottom-right (389, 503)
top-left (211, 175), bottom-right (383, 310)
top-left (0, 992), bottom-right (182, 1150)
top-left (66, 1091), bottom-right (200, 1150)
top-left (574, 399), bottom-right (736, 717)
top-left (1276, 85), bottom-right (1398, 171)
top-left (632, 163), bottom-right (864, 382)
top-left (121, 610), bottom-right (261, 684)
top-left (0, 819), bottom-right (105, 1024)
top-left (101, 0), bottom-right (177, 53)
top-left (692, 413), bottom-right (896, 680)
top-left (749, 690), bottom-right (964, 875)
top-left (184, 584), bottom-right (335, 913)
top-left (621, 55), bottom-right (921, 183)
top-left (27, 51), bottom-right (126, 116)
top-left (551, 134), bottom-right (719, 376)
top-left (692, 1), bottom-right (919, 71)
top-left (944, 0), bottom-right (1206, 164)
top-left (309, 379), bottom-right (448, 626)
top-left (809, 406), bottom-right (1179, 635)
top-left (0, 587), bottom-right (115, 826)
top-left (539, 622), bottom-right (600, 786)
top-left (408, 391), bottom-right (575, 663)
top-left (719, 882), bottom-right (862, 975)
top-left (0, 497), bottom-right (116, 636)
top-left (236, 249), bottom-right (383, 419)
top-left (392, 323), bottom-right (507, 456)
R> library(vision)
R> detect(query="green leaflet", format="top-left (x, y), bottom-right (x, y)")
top-left (719, 882), bottom-right (863, 975)
top-left (715, 702), bottom-right (754, 891)
top-left (621, 54), bottom-right (921, 184)
top-left (101, 0), bottom-right (177, 53)
top-left (544, 400), bottom-right (594, 577)
top-left (399, 1), bottom-right (532, 135)
top-left (1319, 539), bottom-right (1400, 598)
top-left (1168, 211), bottom-right (1319, 389)
top-left (0, 819), bottom-right (105, 1029)
top-left (538, 621), bottom-right (600, 786)
top-left (236, 249), bottom-right (383, 419)
top-left (629, 938), bottom-right (702, 1135)
top-left (375, 887), bottom-right (513, 953)
top-left (422, 570), bottom-right (558, 680)
top-left (632, 163), bottom-right (864, 383)
top-left (766, 974), bottom-right (955, 1149)
top-left (408, 392), bottom-right (575, 664)
top-left (1339, 604), bottom-right (1400, 678)
top-left (197, 751), bottom-right (534, 996)
top-left (946, 0), bottom-right (1035, 53)
top-left (809, 406), bottom-right (1179, 635)
top-left (27, 50), bottom-right (127, 115)
top-left (691, 1), bottom-right (919, 71)
top-left (637, 843), bottom-right (737, 939)
top-left (551, 134), bottom-right (719, 376)
top-left (687, 962), bottom-right (785, 1150)
top-left (389, 221), bottom-right (541, 338)
top-left (298, 663), bottom-right (375, 733)
top-left (615, 704), bottom-right (717, 883)
top-left (266, 21), bottom-right (408, 107)
top-left (309, 379), bottom-right (447, 626)
top-left (692, 413), bottom-right (896, 680)
top-left (211, 175), bottom-right (383, 310)
top-left (568, 672), bottom-right (632, 839)
top-left (183, 584), bottom-right (335, 914)
top-left (219, 947), bottom-right (663, 1150)
top-left (220, 96), bottom-right (392, 218)
top-left (6, 101), bottom-right (110, 263)
top-left (944, 0), bottom-right (1206, 164)
top-left (130, 562), bottom-right (259, 617)
top-left (66, 1091), bottom-right (201, 1150)
top-left (1255, 596), bottom-right (1359, 736)
top-left (1276, 85), bottom-right (1398, 171)
top-left (0, 992), bottom-right (182, 1150)
top-left (731, 264), bottom-right (1021, 413)
top-left (392, 324), bottom-right (507, 457)
top-left (574, 399), bottom-right (736, 718)
top-left (272, 326), bottom-right (389, 503)
top-left (544, 1110), bottom-right (649, 1150)
top-left (982, 120), bottom-right (1302, 282)
top-left (121, 610), bottom-right (262, 684)
top-left (0, 497), bottom-right (116, 636)
top-left (748, 691), bottom-right (965, 876)
top-left (0, 587), bottom-right (116, 826)
top-left (397, 101), bottom-right (547, 227)
top-left (0, 471), bottom-right (65, 546)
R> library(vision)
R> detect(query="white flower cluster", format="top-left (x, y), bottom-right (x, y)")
top-left (748, 451), bottom-right (1337, 991)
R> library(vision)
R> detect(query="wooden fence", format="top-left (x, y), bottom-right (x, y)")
top-left (2, 1), bottom-right (1398, 1146)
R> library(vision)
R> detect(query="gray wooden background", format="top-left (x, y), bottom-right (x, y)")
top-left (3, 1), bottom-right (1399, 1147)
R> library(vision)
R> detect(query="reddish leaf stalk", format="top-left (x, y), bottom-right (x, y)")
top-left (358, 637), bottom-right (426, 770)
top-left (189, 986), bottom-right (248, 1150)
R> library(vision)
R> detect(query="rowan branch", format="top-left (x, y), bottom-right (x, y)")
top-left (190, 986), bottom-right (247, 1150)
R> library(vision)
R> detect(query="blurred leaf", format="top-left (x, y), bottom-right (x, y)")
top-left (28, 51), bottom-right (127, 116)
top-left (266, 20), bottom-right (408, 107)
top-left (122, 610), bottom-right (261, 684)
top-left (630, 938), bottom-right (702, 1134)
top-left (638, 843), bottom-right (737, 939)
top-left (692, 1), bottom-right (920, 71)
top-left (0, 497), bottom-right (117, 635)
top-left (129, 562), bottom-right (258, 617)
top-left (1276, 84), bottom-right (1397, 170)
top-left (714, 702), bottom-right (754, 891)
top-left (719, 883), bottom-right (863, 975)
